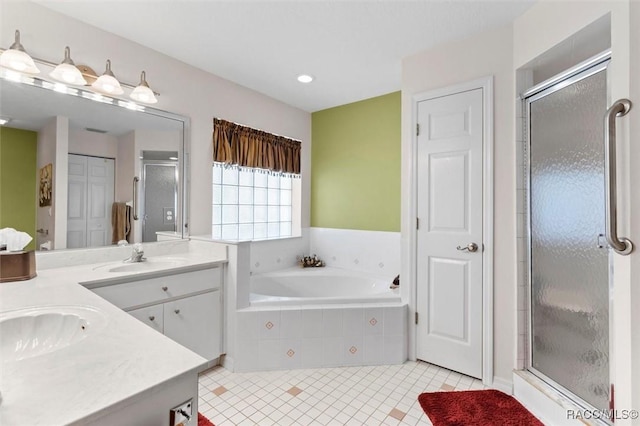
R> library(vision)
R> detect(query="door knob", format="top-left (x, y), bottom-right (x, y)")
top-left (457, 242), bottom-right (479, 252)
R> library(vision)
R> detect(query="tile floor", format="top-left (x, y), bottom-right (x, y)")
top-left (198, 360), bottom-right (488, 425)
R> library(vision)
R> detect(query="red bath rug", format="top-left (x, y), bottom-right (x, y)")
top-left (198, 411), bottom-right (215, 426)
top-left (418, 389), bottom-right (544, 426)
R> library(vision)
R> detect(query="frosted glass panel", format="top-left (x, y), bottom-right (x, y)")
top-left (221, 224), bottom-right (238, 240)
top-left (254, 172), bottom-right (267, 187)
top-left (222, 167), bottom-right (238, 185)
top-left (268, 173), bottom-right (280, 188)
top-left (212, 184), bottom-right (222, 204)
top-left (268, 189), bottom-right (279, 205)
top-left (280, 189), bottom-right (292, 205)
top-left (528, 69), bottom-right (609, 411)
top-left (212, 166), bottom-right (222, 184)
top-left (267, 222), bottom-right (280, 237)
top-left (268, 206), bottom-right (279, 222)
top-left (280, 175), bottom-right (292, 189)
top-left (222, 205), bottom-right (238, 224)
top-left (239, 169), bottom-right (254, 186)
top-left (280, 206), bottom-right (292, 222)
top-left (239, 187), bottom-right (253, 205)
top-left (211, 225), bottom-right (221, 239)
top-left (280, 222), bottom-right (292, 236)
top-left (254, 188), bottom-right (267, 205)
top-left (239, 224), bottom-right (253, 240)
top-left (222, 186), bottom-right (238, 204)
top-left (212, 206), bottom-right (222, 225)
top-left (254, 206), bottom-right (267, 223)
top-left (239, 205), bottom-right (253, 224)
top-left (254, 223), bottom-right (267, 239)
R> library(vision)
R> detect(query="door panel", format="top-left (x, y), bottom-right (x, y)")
top-left (142, 163), bottom-right (177, 242)
top-left (528, 66), bottom-right (609, 411)
top-left (416, 88), bottom-right (483, 379)
top-left (67, 154), bottom-right (87, 248)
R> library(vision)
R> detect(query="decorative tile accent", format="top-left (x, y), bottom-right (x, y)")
top-left (369, 318), bottom-right (378, 326)
top-left (349, 346), bottom-right (358, 354)
top-left (440, 383), bottom-right (455, 391)
top-left (389, 408), bottom-right (406, 421)
top-left (212, 385), bottom-right (228, 396)
top-left (265, 321), bottom-right (274, 330)
top-left (286, 349), bottom-right (295, 357)
top-left (286, 386), bottom-right (303, 397)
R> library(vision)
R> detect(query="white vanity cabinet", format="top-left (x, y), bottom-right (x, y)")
top-left (92, 266), bottom-right (222, 361)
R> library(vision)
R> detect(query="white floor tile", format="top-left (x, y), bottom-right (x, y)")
top-left (198, 361), bottom-right (485, 426)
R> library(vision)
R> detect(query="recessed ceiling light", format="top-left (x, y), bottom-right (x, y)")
top-left (0, 117), bottom-right (11, 125)
top-left (297, 74), bottom-right (314, 83)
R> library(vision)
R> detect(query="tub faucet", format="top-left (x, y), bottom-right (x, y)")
top-left (124, 243), bottom-right (146, 263)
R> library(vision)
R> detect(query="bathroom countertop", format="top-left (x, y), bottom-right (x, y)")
top-left (0, 251), bottom-right (227, 425)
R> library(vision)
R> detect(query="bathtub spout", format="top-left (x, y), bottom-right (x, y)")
top-left (390, 275), bottom-right (400, 289)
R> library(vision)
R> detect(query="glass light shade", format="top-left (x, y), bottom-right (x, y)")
top-left (91, 59), bottom-right (124, 95)
top-left (50, 63), bottom-right (87, 85)
top-left (130, 71), bottom-right (157, 104)
top-left (92, 74), bottom-right (124, 94)
top-left (130, 84), bottom-right (157, 104)
top-left (0, 49), bottom-right (40, 74)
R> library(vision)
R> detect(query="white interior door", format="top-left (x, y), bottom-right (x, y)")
top-left (416, 88), bottom-right (483, 379)
top-left (67, 154), bottom-right (88, 248)
top-left (86, 156), bottom-right (114, 247)
top-left (67, 154), bottom-right (114, 248)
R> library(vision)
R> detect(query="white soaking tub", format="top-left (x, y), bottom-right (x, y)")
top-left (250, 266), bottom-right (400, 305)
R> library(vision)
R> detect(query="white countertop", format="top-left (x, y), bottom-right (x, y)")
top-left (0, 250), bottom-right (226, 425)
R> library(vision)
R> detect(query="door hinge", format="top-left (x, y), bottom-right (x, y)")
top-left (415, 312), bottom-right (419, 324)
top-left (416, 217), bottom-right (420, 230)
top-left (416, 123), bottom-right (420, 136)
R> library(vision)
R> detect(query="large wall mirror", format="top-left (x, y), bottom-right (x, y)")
top-left (0, 76), bottom-right (189, 251)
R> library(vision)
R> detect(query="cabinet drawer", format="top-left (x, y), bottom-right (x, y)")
top-left (129, 304), bottom-right (164, 334)
top-left (93, 267), bottom-right (221, 310)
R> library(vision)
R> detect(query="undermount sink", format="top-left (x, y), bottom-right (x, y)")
top-left (92, 257), bottom-right (189, 273)
top-left (107, 258), bottom-right (187, 273)
top-left (0, 306), bottom-right (107, 362)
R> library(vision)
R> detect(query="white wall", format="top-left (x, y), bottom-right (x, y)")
top-left (1, 1), bottom-right (311, 240)
top-left (36, 116), bottom-right (69, 250)
top-left (68, 128), bottom-right (118, 159)
top-left (401, 25), bottom-right (515, 386)
top-left (514, 1), bottom-right (638, 421)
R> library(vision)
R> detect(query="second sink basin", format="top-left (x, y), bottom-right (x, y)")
top-left (0, 306), bottom-right (107, 363)
top-left (108, 258), bottom-right (187, 273)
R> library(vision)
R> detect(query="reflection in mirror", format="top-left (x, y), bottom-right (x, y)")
top-left (0, 75), bottom-right (188, 251)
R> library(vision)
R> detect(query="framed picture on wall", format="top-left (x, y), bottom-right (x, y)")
top-left (39, 163), bottom-right (52, 207)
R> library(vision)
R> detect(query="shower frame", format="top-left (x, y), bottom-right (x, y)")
top-left (522, 49), bottom-right (614, 422)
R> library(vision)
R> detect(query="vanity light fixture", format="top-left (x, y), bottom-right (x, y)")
top-left (130, 71), bottom-right (157, 104)
top-left (91, 59), bottom-right (124, 95)
top-left (0, 30), bottom-right (40, 74)
top-left (49, 47), bottom-right (87, 85)
top-left (297, 74), bottom-right (314, 83)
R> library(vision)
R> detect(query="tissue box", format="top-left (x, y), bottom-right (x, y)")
top-left (0, 250), bottom-right (37, 283)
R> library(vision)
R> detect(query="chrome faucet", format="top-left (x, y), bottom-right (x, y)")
top-left (124, 243), bottom-right (146, 263)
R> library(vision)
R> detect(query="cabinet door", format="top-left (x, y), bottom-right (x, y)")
top-left (128, 304), bottom-right (164, 334)
top-left (164, 290), bottom-right (221, 361)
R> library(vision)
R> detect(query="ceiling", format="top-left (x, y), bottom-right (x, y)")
top-left (37, 1), bottom-right (535, 112)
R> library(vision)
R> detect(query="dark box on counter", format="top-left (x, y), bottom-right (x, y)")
top-left (0, 250), bottom-right (37, 283)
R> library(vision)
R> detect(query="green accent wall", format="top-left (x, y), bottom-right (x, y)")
top-left (0, 127), bottom-right (38, 250)
top-left (311, 92), bottom-right (401, 232)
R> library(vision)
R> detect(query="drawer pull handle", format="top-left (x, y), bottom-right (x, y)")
top-left (148, 315), bottom-right (155, 321)
top-left (162, 286), bottom-right (168, 291)
top-left (174, 309), bottom-right (180, 314)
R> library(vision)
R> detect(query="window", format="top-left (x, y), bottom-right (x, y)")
top-left (212, 163), bottom-right (299, 240)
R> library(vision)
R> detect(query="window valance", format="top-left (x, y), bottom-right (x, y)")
top-left (212, 118), bottom-right (301, 175)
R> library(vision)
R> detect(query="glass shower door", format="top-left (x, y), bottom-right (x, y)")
top-left (527, 63), bottom-right (610, 412)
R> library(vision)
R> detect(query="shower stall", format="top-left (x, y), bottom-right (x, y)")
top-left (523, 51), bottom-right (633, 419)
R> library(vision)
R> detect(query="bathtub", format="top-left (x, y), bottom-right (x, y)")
top-left (235, 266), bottom-right (408, 372)
top-left (250, 266), bottom-right (400, 305)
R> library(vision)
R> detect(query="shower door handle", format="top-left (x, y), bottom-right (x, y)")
top-left (133, 176), bottom-right (140, 221)
top-left (604, 99), bottom-right (633, 255)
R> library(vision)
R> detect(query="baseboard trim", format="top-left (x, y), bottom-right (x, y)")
top-left (491, 376), bottom-right (513, 394)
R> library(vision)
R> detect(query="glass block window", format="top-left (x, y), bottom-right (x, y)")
top-left (212, 162), bottom-right (295, 240)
